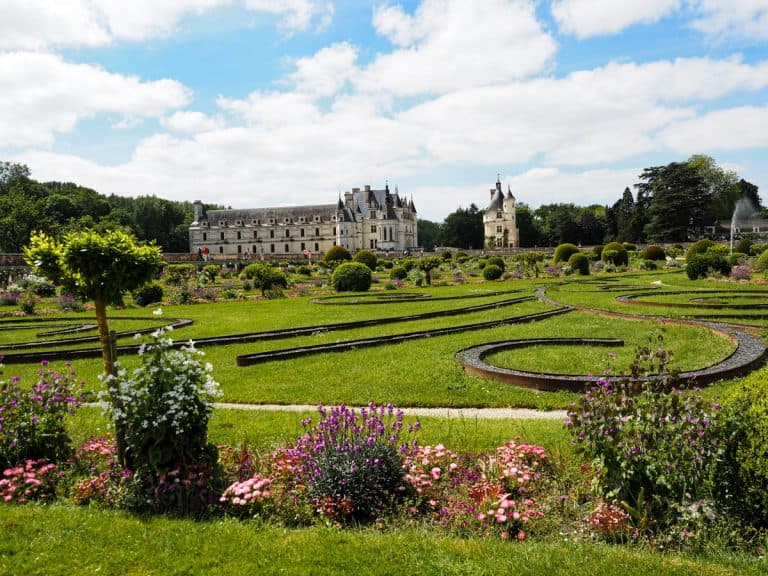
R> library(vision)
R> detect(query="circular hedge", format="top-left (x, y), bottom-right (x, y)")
top-left (568, 252), bottom-right (590, 275)
top-left (133, 282), bottom-right (164, 306)
top-left (642, 245), bottom-right (667, 261)
top-left (685, 239), bottom-right (716, 261)
top-left (553, 243), bottom-right (580, 264)
top-left (485, 255), bottom-right (506, 272)
top-left (332, 262), bottom-right (372, 292)
top-left (390, 266), bottom-right (407, 280)
top-left (324, 245), bottom-right (352, 264)
top-left (353, 249), bottom-right (378, 271)
top-left (601, 242), bottom-right (628, 266)
top-left (482, 264), bottom-right (503, 281)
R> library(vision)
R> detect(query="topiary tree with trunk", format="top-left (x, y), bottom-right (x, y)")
top-left (24, 229), bottom-right (163, 464)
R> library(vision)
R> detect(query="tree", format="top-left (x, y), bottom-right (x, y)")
top-left (24, 229), bottom-right (163, 464)
top-left (438, 204), bottom-right (483, 249)
top-left (515, 203), bottom-right (543, 247)
top-left (241, 262), bottom-right (288, 296)
top-left (638, 162), bottom-right (708, 243)
top-left (615, 187), bottom-right (636, 242)
top-left (418, 256), bottom-right (441, 285)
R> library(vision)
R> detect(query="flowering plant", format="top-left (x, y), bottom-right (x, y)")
top-left (0, 361), bottom-right (87, 468)
top-left (101, 327), bottom-right (221, 472)
top-left (1, 459), bottom-right (58, 503)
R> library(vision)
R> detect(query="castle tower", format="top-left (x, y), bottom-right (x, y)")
top-left (483, 177), bottom-right (519, 249)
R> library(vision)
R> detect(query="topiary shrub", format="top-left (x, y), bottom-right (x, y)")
top-left (601, 242), bottom-right (628, 266)
top-left (642, 245), bottom-right (666, 261)
top-left (735, 238), bottom-right (753, 255)
top-left (707, 244), bottom-right (730, 257)
top-left (592, 245), bottom-right (604, 260)
top-left (401, 258), bottom-right (417, 272)
top-left (390, 266), bottom-right (407, 280)
top-left (686, 253), bottom-right (731, 280)
top-left (485, 255), bottom-right (506, 272)
top-left (637, 259), bottom-right (658, 271)
top-left (440, 249), bottom-right (452, 261)
top-left (718, 375), bottom-right (768, 528)
top-left (622, 242), bottom-right (637, 252)
top-left (323, 245), bottom-right (352, 265)
top-left (352, 249), bottom-right (377, 271)
top-left (482, 264), bottom-right (503, 281)
top-left (568, 252), bottom-right (590, 275)
top-left (685, 239), bottom-right (716, 261)
top-left (332, 262), bottom-right (372, 292)
top-left (755, 249), bottom-right (768, 272)
top-left (297, 265), bottom-right (312, 276)
top-left (553, 243), bottom-right (580, 264)
top-left (133, 282), bottom-right (164, 306)
top-left (200, 264), bottom-right (219, 283)
top-left (241, 263), bottom-right (288, 296)
top-left (750, 243), bottom-right (768, 257)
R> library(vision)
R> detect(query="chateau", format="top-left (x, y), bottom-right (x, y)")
top-left (483, 178), bottom-right (519, 248)
top-left (188, 184), bottom-right (418, 258)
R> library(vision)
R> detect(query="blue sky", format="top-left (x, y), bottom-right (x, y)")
top-left (2, 0), bottom-right (767, 221)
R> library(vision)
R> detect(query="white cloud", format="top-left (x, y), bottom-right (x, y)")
top-left (659, 105), bottom-right (768, 152)
top-left (217, 92), bottom-right (322, 126)
top-left (161, 111), bottom-right (224, 133)
top-left (0, 52), bottom-right (191, 147)
top-left (285, 42), bottom-right (359, 97)
top-left (0, 0), bottom-right (333, 50)
top-left (551, 0), bottom-right (681, 38)
top-left (690, 0), bottom-right (768, 42)
top-left (360, 0), bottom-right (558, 96)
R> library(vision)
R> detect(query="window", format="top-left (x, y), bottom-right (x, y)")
top-left (301, 242), bottom-right (305, 251)
top-left (202, 232), bottom-right (207, 241)
top-left (285, 229), bottom-right (290, 237)
top-left (252, 245), bottom-right (257, 253)
top-left (269, 218), bottom-right (275, 224)
top-left (236, 220), bottom-right (243, 226)
top-left (285, 217), bottom-right (291, 223)
top-left (300, 228), bottom-right (305, 237)
top-left (219, 246), bottom-right (223, 253)
top-left (270, 230), bottom-right (275, 239)
top-left (236, 231), bottom-right (241, 240)
top-left (284, 244), bottom-right (289, 253)
top-left (219, 220), bottom-right (227, 227)
top-left (299, 217), bottom-right (305, 223)
top-left (315, 227), bottom-right (320, 236)
top-left (220, 232), bottom-right (225, 240)
top-left (314, 242), bottom-right (319, 251)
top-left (253, 231), bottom-right (258, 239)
top-left (237, 245), bottom-right (242, 253)
top-left (371, 225), bottom-right (377, 233)
top-left (333, 227), bottom-right (336, 235)
top-left (315, 216), bottom-right (321, 222)
top-left (371, 211), bottom-right (376, 219)
top-left (270, 244), bottom-right (275, 253)
top-left (496, 226), bottom-right (502, 234)
top-left (496, 211), bottom-right (502, 219)
top-left (251, 219), bottom-right (259, 225)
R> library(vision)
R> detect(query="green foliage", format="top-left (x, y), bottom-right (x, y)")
top-left (706, 244), bottom-right (729, 257)
top-left (756, 249), bottom-right (768, 272)
top-left (601, 242), bottom-right (628, 266)
top-left (685, 239), bottom-right (716, 261)
top-left (685, 253), bottom-right (731, 280)
top-left (749, 243), bottom-right (768, 256)
top-left (642, 246), bottom-right (666, 261)
top-left (132, 282), bottom-right (164, 307)
top-left (482, 264), bottom-right (503, 281)
top-left (323, 245), bottom-right (352, 264)
top-left (513, 252), bottom-right (544, 267)
top-left (719, 376), bottom-right (768, 528)
top-left (567, 335), bottom-right (725, 529)
top-left (440, 249), bottom-right (452, 261)
top-left (553, 243), bottom-right (580, 264)
top-left (418, 256), bottom-right (442, 285)
top-left (296, 265), bottom-right (312, 276)
top-left (485, 255), bottom-right (506, 272)
top-left (163, 264), bottom-right (196, 285)
top-left (19, 293), bottom-right (37, 315)
top-left (0, 363), bottom-right (87, 468)
top-left (592, 245), bottom-right (604, 260)
top-left (105, 329), bottom-right (221, 472)
top-left (734, 238), bottom-right (753, 255)
top-left (21, 274), bottom-right (56, 297)
top-left (241, 263), bottom-right (288, 296)
top-left (636, 259), bottom-right (658, 271)
top-left (622, 242), bottom-right (637, 251)
top-left (401, 258), bottom-right (417, 272)
top-left (352, 249), bottom-right (378, 271)
top-left (331, 262), bottom-right (372, 292)
top-left (728, 252), bottom-right (748, 266)
top-left (567, 252), bottom-right (590, 275)
top-left (390, 266), bottom-right (407, 280)
top-left (200, 264), bottom-right (219, 283)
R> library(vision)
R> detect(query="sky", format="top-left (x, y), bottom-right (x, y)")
top-left (1, 0), bottom-right (768, 222)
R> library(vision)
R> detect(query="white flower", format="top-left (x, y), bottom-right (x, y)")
top-left (153, 308), bottom-right (163, 317)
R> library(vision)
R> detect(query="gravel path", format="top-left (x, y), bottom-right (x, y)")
top-left (213, 403), bottom-right (568, 420)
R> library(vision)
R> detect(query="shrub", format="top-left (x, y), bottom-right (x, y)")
top-left (199, 264), bottom-right (219, 284)
top-left (553, 243), bottom-right (580, 264)
top-left (323, 245), bottom-right (352, 265)
top-left (485, 255), bottom-right (506, 272)
top-left (755, 249), bottom-right (768, 272)
top-left (103, 328), bottom-right (221, 473)
top-left (440, 249), bottom-right (452, 261)
top-left (622, 242), bottom-right (637, 252)
top-left (352, 249), bottom-right (378, 271)
top-left (0, 460), bottom-right (58, 504)
top-left (718, 376), bottom-right (768, 528)
top-left (686, 253), bottom-right (731, 280)
top-left (331, 262), bottom-right (372, 292)
top-left (287, 403), bottom-right (415, 522)
top-left (636, 259), bottom-right (658, 271)
top-left (749, 243), bottom-right (768, 256)
top-left (19, 293), bottom-right (37, 314)
top-left (568, 252), bottom-right (590, 275)
top-left (514, 252), bottom-right (545, 267)
top-left (730, 263), bottom-right (753, 281)
top-left (0, 290), bottom-right (20, 306)
top-left (728, 252), bottom-right (748, 266)
top-left (57, 293), bottom-right (85, 312)
top-left (734, 238), bottom-right (753, 255)
top-left (21, 274), bottom-right (56, 297)
top-left (0, 361), bottom-right (87, 468)
top-left (592, 245), bottom-right (604, 260)
top-left (482, 264), bottom-right (503, 281)
top-left (132, 282), bottom-right (164, 307)
top-left (642, 245), bottom-right (666, 261)
top-left (685, 239), bottom-right (716, 261)
top-left (601, 242), bottom-right (628, 266)
top-left (707, 244), bottom-right (730, 257)
top-left (401, 258), bottom-right (418, 272)
top-left (380, 260), bottom-right (394, 269)
top-left (296, 265), bottom-right (312, 276)
top-left (390, 266), bottom-right (407, 280)
top-left (241, 263), bottom-right (288, 296)
top-left (566, 335), bottom-right (725, 530)
top-left (163, 264), bottom-right (196, 285)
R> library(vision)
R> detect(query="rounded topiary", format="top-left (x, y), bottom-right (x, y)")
top-left (735, 238), bottom-right (753, 256)
top-left (718, 377), bottom-right (768, 528)
top-left (297, 265), bottom-right (312, 276)
top-left (332, 262), bottom-right (372, 292)
top-left (324, 245), bottom-right (352, 264)
top-left (755, 249), bottom-right (768, 272)
top-left (133, 282), bottom-right (164, 307)
top-left (482, 264), bottom-right (503, 281)
top-left (686, 253), bottom-right (731, 280)
top-left (642, 245), bottom-right (666, 261)
top-left (390, 266), bottom-right (407, 280)
top-left (441, 249), bottom-right (452, 261)
top-left (568, 252), bottom-right (590, 275)
top-left (686, 239), bottom-right (716, 261)
top-left (401, 258), bottom-right (417, 272)
top-left (353, 249), bottom-right (378, 271)
top-left (622, 242), bottom-right (637, 252)
top-left (601, 242), bottom-right (628, 266)
top-left (592, 245), bottom-right (604, 260)
top-left (485, 255), bottom-right (506, 272)
top-left (553, 243), bottom-right (580, 264)
top-left (750, 243), bottom-right (768, 257)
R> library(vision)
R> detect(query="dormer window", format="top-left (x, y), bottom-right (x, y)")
top-left (496, 211), bottom-right (502, 219)
top-left (251, 219), bottom-right (259, 225)
top-left (299, 217), bottom-right (305, 223)
top-left (235, 220), bottom-right (243, 226)
top-left (284, 217), bottom-right (291, 223)
top-left (269, 218), bottom-right (275, 224)
top-left (219, 220), bottom-right (227, 227)
top-left (315, 216), bottom-right (321, 222)
top-left (371, 211), bottom-right (376, 219)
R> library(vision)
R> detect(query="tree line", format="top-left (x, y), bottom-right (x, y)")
top-left (0, 162), bottom-right (221, 253)
top-left (418, 155), bottom-right (763, 248)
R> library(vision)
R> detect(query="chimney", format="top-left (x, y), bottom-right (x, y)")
top-left (193, 200), bottom-right (204, 223)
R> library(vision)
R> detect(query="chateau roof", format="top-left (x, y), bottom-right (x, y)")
top-left (199, 203), bottom-right (337, 224)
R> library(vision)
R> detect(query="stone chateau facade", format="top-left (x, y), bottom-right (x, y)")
top-left (188, 184), bottom-right (418, 258)
top-left (483, 178), bottom-right (519, 248)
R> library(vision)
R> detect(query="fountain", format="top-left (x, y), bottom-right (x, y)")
top-left (730, 196), bottom-right (757, 253)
